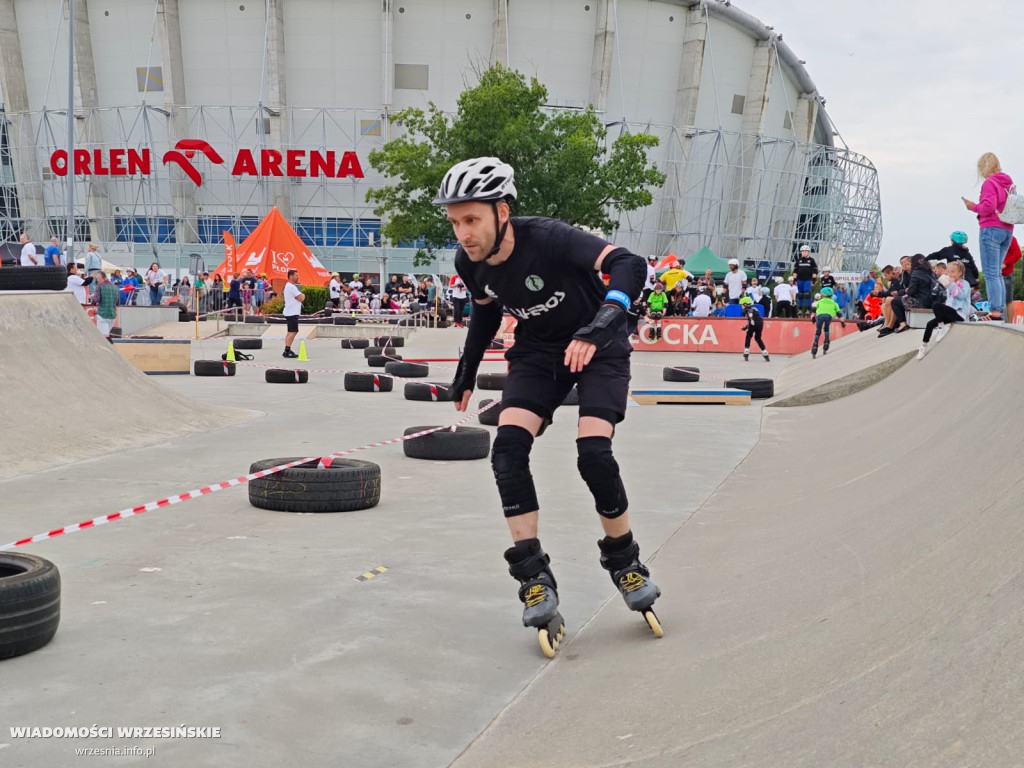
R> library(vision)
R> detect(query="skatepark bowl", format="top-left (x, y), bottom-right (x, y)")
top-left (1, 291), bottom-right (1021, 768)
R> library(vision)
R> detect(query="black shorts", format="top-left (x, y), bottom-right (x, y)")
top-left (285, 315), bottom-right (299, 333)
top-left (502, 343), bottom-right (632, 425)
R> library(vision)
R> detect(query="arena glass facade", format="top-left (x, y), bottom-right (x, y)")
top-left (0, 0), bottom-right (881, 277)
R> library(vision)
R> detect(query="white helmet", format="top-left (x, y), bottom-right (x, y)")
top-left (728, 258), bottom-right (739, 266)
top-left (433, 157), bottom-right (517, 205)
top-left (800, 244), bottom-right (811, 252)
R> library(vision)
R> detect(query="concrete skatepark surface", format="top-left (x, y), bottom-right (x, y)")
top-left (1, 295), bottom-right (1020, 768)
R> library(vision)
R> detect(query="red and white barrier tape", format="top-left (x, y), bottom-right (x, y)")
top-left (0, 401), bottom-right (497, 552)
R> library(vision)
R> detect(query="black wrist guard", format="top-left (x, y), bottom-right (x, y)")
top-left (573, 302), bottom-right (627, 350)
top-left (450, 299), bottom-right (503, 398)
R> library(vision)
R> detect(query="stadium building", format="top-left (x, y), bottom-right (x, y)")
top-left (0, 0), bottom-right (881, 276)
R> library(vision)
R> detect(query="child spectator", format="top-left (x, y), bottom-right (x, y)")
top-left (645, 282), bottom-right (668, 339)
top-left (919, 261), bottom-right (972, 359)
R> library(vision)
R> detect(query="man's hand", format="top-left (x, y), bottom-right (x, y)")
top-left (563, 338), bottom-right (597, 373)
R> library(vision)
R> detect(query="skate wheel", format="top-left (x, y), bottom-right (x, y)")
top-left (643, 610), bottom-right (664, 638)
top-left (537, 621), bottom-right (566, 659)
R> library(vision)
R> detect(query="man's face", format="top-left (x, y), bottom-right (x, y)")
top-left (288, 273), bottom-right (298, 284)
top-left (729, 264), bottom-right (737, 271)
top-left (20, 235), bottom-right (28, 244)
top-left (446, 201), bottom-right (505, 262)
top-left (51, 238), bottom-right (59, 246)
top-left (800, 249), bottom-right (809, 257)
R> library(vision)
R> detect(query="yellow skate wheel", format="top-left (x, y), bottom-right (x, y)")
top-left (644, 610), bottom-right (664, 638)
top-left (538, 629), bottom-right (556, 658)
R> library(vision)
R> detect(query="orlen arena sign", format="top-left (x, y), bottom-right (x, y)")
top-left (49, 139), bottom-right (364, 187)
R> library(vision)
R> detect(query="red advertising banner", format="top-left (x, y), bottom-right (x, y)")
top-left (631, 317), bottom-right (856, 354)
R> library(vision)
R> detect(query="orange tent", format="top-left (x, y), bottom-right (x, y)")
top-left (212, 207), bottom-right (331, 291)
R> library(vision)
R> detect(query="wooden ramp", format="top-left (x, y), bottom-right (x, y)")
top-left (629, 387), bottom-right (751, 405)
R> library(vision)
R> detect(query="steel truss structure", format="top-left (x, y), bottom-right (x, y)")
top-left (0, 105), bottom-right (881, 274)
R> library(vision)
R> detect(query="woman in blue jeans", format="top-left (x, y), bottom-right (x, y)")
top-left (963, 152), bottom-right (1014, 320)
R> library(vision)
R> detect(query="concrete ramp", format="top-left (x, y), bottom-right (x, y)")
top-left (451, 323), bottom-right (1024, 768)
top-left (769, 324), bottom-right (922, 406)
top-left (0, 293), bottom-right (252, 479)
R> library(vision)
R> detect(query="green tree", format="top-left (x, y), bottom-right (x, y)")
top-left (367, 65), bottom-right (666, 266)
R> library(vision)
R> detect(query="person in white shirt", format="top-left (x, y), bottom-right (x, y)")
top-left (19, 234), bottom-right (38, 266)
top-left (282, 269), bottom-right (305, 358)
top-left (329, 274), bottom-right (342, 308)
top-left (774, 278), bottom-right (795, 318)
top-left (643, 256), bottom-right (658, 301)
top-left (65, 263), bottom-right (93, 304)
top-left (723, 258), bottom-right (747, 303)
top-left (691, 285), bottom-right (713, 317)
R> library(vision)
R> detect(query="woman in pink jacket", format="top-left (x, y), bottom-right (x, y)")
top-left (963, 152), bottom-right (1014, 320)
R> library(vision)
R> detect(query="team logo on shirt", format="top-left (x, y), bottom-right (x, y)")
top-left (524, 275), bottom-right (544, 291)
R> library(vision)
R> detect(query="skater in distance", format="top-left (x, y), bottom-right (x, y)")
top-left (437, 157), bottom-right (663, 656)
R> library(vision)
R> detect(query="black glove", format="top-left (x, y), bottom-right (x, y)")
top-left (573, 302), bottom-right (627, 350)
top-left (450, 355), bottom-right (478, 403)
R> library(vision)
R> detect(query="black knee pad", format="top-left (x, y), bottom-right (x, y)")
top-left (491, 425), bottom-right (539, 517)
top-left (576, 436), bottom-right (628, 518)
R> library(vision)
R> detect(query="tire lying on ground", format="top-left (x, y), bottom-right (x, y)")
top-left (344, 371), bottom-right (394, 392)
top-left (194, 360), bottom-right (236, 376)
top-left (0, 552), bottom-right (61, 660)
top-left (402, 426), bottom-right (491, 460)
top-left (476, 372), bottom-right (507, 390)
top-left (232, 338), bottom-right (263, 350)
top-left (478, 398), bottom-right (501, 426)
top-left (663, 366), bottom-right (700, 383)
top-left (368, 354), bottom-right (401, 367)
top-left (334, 316), bottom-right (357, 326)
top-left (243, 316), bottom-right (266, 324)
top-left (341, 338), bottom-right (370, 349)
top-left (724, 377), bottom-right (774, 399)
top-left (0, 265), bottom-right (68, 291)
top-left (384, 361), bottom-right (428, 378)
top-left (248, 458), bottom-right (380, 513)
top-left (363, 346), bottom-right (384, 357)
top-left (374, 335), bottom-right (405, 348)
top-left (265, 368), bottom-right (309, 384)
top-left (404, 381), bottom-right (454, 401)
top-left (179, 311), bottom-right (197, 322)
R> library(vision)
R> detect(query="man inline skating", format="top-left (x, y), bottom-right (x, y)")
top-left (437, 157), bottom-right (662, 656)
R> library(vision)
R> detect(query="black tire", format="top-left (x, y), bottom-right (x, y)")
top-left (344, 371), bottom-right (394, 392)
top-left (179, 311), bottom-right (197, 322)
top-left (663, 366), bottom-right (700, 383)
top-left (334, 316), bottom-right (357, 326)
top-left (363, 346), bottom-right (384, 357)
top-left (374, 335), bottom-right (405, 348)
top-left (404, 381), bottom-right (454, 401)
top-left (476, 372), bottom-right (507, 390)
top-left (402, 426), bottom-right (491, 461)
top-left (385, 361), bottom-right (428, 378)
top-left (109, 326), bottom-right (122, 338)
top-left (0, 552), bottom-right (61, 660)
top-left (232, 338), bottom-right (263, 350)
top-left (562, 386), bottom-right (579, 406)
top-left (265, 368), bottom-right (309, 384)
top-left (368, 354), bottom-right (401, 367)
top-left (341, 338), bottom-right (370, 349)
top-left (247, 458), bottom-right (380, 513)
top-left (130, 335), bottom-right (163, 340)
top-left (478, 398), bottom-right (501, 426)
top-left (724, 377), bottom-right (775, 399)
top-left (194, 359), bottom-right (236, 376)
top-left (243, 316), bottom-right (266, 324)
top-left (0, 265), bottom-right (68, 291)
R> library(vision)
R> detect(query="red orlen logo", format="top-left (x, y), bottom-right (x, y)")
top-left (49, 141), bottom-right (365, 185)
top-left (162, 139), bottom-right (224, 187)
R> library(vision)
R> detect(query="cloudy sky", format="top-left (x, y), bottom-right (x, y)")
top-left (738, 0), bottom-right (1022, 266)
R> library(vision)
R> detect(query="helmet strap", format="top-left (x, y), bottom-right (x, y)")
top-left (487, 201), bottom-right (509, 258)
